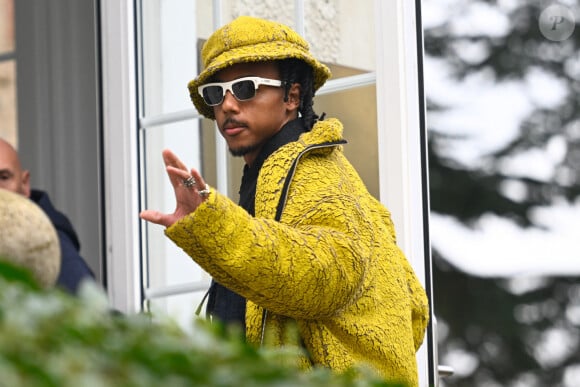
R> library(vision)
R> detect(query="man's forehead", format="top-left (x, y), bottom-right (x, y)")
top-left (0, 143), bottom-right (21, 172)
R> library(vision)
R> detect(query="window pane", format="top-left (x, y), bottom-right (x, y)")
top-left (140, 0), bottom-right (197, 117)
top-left (304, 0), bottom-right (375, 74)
top-left (0, 60), bottom-right (17, 146)
top-left (316, 64), bottom-right (379, 197)
top-left (203, 1), bottom-right (379, 194)
top-left (303, 0), bottom-right (378, 195)
top-left (0, 0), bottom-right (15, 54)
top-left (140, 119), bottom-right (207, 290)
top-left (148, 292), bottom-right (208, 335)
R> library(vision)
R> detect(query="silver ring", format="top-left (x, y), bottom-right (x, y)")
top-left (198, 184), bottom-right (210, 198)
top-left (182, 176), bottom-right (196, 188)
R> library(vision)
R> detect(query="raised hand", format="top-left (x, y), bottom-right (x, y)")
top-left (139, 149), bottom-right (210, 228)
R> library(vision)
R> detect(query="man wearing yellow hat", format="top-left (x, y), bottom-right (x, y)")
top-left (140, 16), bottom-right (429, 386)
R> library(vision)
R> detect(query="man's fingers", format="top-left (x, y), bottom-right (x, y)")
top-left (162, 149), bottom-right (188, 171)
top-left (140, 210), bottom-right (169, 227)
top-left (190, 169), bottom-right (205, 187)
top-left (167, 165), bottom-right (191, 180)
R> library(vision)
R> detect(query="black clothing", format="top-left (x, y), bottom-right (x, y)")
top-left (206, 118), bottom-right (307, 329)
top-left (30, 189), bottom-right (96, 294)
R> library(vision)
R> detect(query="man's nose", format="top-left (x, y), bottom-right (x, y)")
top-left (220, 90), bottom-right (240, 111)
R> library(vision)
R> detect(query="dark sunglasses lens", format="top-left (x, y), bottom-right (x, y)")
top-left (232, 80), bottom-right (256, 101)
top-left (202, 86), bottom-right (224, 105)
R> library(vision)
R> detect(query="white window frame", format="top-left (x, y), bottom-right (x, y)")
top-left (100, 0), bottom-right (142, 313)
top-left (375, 1), bottom-right (435, 385)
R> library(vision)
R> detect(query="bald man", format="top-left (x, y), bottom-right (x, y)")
top-left (0, 138), bottom-right (95, 294)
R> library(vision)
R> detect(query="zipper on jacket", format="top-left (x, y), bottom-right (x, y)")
top-left (261, 139), bottom-right (347, 346)
top-left (274, 140), bottom-right (347, 221)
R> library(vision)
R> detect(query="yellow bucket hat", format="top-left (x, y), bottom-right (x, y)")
top-left (188, 16), bottom-right (332, 119)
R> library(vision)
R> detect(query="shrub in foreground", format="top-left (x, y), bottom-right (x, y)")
top-left (0, 261), bottom-right (405, 387)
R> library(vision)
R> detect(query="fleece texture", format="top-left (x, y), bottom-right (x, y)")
top-left (166, 118), bottom-right (429, 386)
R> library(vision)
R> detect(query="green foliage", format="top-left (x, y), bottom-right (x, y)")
top-left (0, 259), bottom-right (41, 291)
top-left (0, 261), bottom-right (398, 387)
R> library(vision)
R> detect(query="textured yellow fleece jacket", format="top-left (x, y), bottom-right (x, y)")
top-left (165, 118), bottom-right (429, 386)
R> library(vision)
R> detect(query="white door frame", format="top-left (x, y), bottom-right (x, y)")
top-left (375, 0), bottom-right (436, 385)
top-left (100, 0), bottom-right (142, 314)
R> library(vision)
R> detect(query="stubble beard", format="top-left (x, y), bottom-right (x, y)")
top-left (228, 143), bottom-right (260, 157)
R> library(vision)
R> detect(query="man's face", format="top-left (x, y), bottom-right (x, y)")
top-left (0, 140), bottom-right (30, 197)
top-left (210, 61), bottom-right (300, 166)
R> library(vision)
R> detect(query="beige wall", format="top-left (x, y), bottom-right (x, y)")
top-left (0, 61), bottom-right (16, 147)
top-left (0, 0), bottom-right (13, 52)
top-left (0, 0), bottom-right (17, 147)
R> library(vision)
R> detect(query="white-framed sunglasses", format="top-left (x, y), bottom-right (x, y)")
top-left (198, 76), bottom-right (283, 106)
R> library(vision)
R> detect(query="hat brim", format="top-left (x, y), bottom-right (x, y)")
top-left (188, 41), bottom-right (331, 119)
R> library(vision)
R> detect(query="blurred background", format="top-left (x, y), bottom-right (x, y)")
top-left (423, 1), bottom-right (580, 386)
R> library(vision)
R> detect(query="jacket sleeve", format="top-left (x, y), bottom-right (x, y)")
top-left (165, 189), bottom-right (372, 320)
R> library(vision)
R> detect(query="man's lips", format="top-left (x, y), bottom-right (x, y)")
top-left (222, 120), bottom-right (246, 136)
top-left (223, 126), bottom-right (245, 136)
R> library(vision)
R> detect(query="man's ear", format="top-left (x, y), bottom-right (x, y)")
top-left (285, 82), bottom-right (302, 111)
top-left (21, 170), bottom-right (31, 198)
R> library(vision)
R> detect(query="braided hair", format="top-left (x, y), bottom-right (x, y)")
top-left (277, 58), bottom-right (323, 130)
